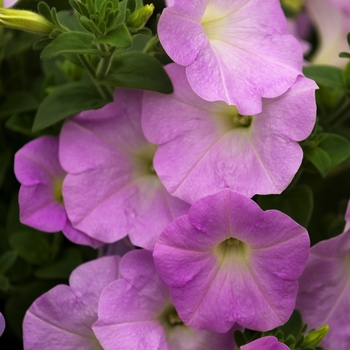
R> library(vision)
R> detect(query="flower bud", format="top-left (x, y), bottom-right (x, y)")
top-left (127, 4), bottom-right (154, 29)
top-left (0, 8), bottom-right (54, 34)
top-left (303, 325), bottom-right (329, 347)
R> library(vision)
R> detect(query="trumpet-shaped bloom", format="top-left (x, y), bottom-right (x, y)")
top-left (93, 250), bottom-right (235, 350)
top-left (14, 136), bottom-right (103, 248)
top-left (59, 89), bottom-right (189, 250)
top-left (153, 189), bottom-right (310, 332)
top-left (158, 0), bottom-right (303, 115)
top-left (241, 336), bottom-right (289, 350)
top-left (296, 227), bottom-right (350, 350)
top-left (23, 256), bottom-right (120, 350)
top-left (142, 64), bottom-right (317, 203)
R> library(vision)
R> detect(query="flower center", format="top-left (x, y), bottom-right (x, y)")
top-left (213, 103), bottom-right (253, 131)
top-left (158, 303), bottom-right (184, 330)
top-left (214, 237), bottom-right (251, 265)
top-left (53, 177), bottom-right (64, 205)
top-left (133, 144), bottom-right (157, 177)
top-left (200, 3), bottom-right (228, 41)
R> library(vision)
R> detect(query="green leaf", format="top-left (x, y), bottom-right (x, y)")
top-left (304, 146), bottom-right (332, 177)
top-left (0, 92), bottom-right (39, 119)
top-left (317, 133), bottom-right (350, 167)
top-left (32, 81), bottom-right (108, 132)
top-left (303, 65), bottom-right (347, 90)
top-left (8, 229), bottom-right (55, 265)
top-left (33, 37), bottom-right (53, 51)
top-left (339, 52), bottom-right (350, 59)
top-left (103, 52), bottom-right (173, 93)
top-left (34, 247), bottom-right (83, 279)
top-left (344, 60), bottom-right (350, 89)
top-left (0, 251), bottom-right (17, 274)
top-left (41, 31), bottom-right (101, 59)
top-left (257, 185), bottom-right (313, 228)
top-left (94, 23), bottom-right (132, 48)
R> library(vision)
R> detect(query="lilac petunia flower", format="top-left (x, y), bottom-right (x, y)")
top-left (142, 64), bottom-right (317, 203)
top-left (153, 189), bottom-right (310, 332)
top-left (158, 0), bottom-right (303, 115)
top-left (0, 312), bottom-right (5, 336)
top-left (93, 249), bottom-right (235, 350)
top-left (240, 336), bottom-right (289, 350)
top-left (296, 226), bottom-right (350, 349)
top-left (59, 89), bottom-right (190, 250)
top-left (23, 256), bottom-right (120, 350)
top-left (14, 136), bottom-right (103, 248)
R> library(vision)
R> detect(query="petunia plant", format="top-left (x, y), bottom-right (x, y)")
top-left (0, 0), bottom-right (350, 349)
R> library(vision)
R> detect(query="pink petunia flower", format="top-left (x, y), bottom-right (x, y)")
top-left (142, 64), bottom-right (317, 203)
top-left (240, 336), bottom-right (289, 350)
top-left (296, 213), bottom-right (350, 350)
top-left (153, 189), bottom-right (310, 332)
top-left (14, 136), bottom-right (103, 248)
top-left (158, 0), bottom-right (303, 115)
top-left (59, 89), bottom-right (190, 250)
top-left (93, 249), bottom-right (235, 350)
top-left (23, 256), bottom-right (120, 350)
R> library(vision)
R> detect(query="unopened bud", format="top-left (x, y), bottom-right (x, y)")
top-left (127, 4), bottom-right (154, 29)
top-left (304, 325), bottom-right (329, 347)
top-left (0, 8), bottom-right (54, 34)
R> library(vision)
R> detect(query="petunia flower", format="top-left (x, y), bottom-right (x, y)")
top-left (240, 336), bottom-right (289, 350)
top-left (23, 256), bottom-right (120, 350)
top-left (296, 217), bottom-right (350, 349)
top-left (0, 312), bottom-right (5, 337)
top-left (59, 88), bottom-right (190, 250)
top-left (305, 0), bottom-right (350, 67)
top-left (142, 64), bottom-right (317, 203)
top-left (14, 136), bottom-right (103, 248)
top-left (158, 0), bottom-right (303, 115)
top-left (153, 189), bottom-right (310, 332)
top-left (93, 249), bottom-right (235, 350)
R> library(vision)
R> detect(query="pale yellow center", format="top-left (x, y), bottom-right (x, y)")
top-left (53, 177), bottom-right (64, 204)
top-left (214, 237), bottom-right (251, 265)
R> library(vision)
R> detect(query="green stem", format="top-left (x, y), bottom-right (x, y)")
top-left (77, 54), bottom-right (112, 101)
top-left (95, 45), bottom-right (117, 80)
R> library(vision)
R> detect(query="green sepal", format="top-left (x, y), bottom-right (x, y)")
top-left (102, 52), bottom-right (173, 93)
top-left (37, 2), bottom-right (54, 24)
top-left (33, 37), bottom-right (52, 50)
top-left (40, 31), bottom-right (101, 59)
top-left (339, 52), bottom-right (350, 59)
top-left (32, 81), bottom-right (109, 132)
top-left (94, 23), bottom-right (132, 48)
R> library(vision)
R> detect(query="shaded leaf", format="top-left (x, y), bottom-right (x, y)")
top-left (103, 52), bottom-right (173, 93)
top-left (257, 185), bottom-right (314, 228)
top-left (0, 92), bottom-right (39, 119)
top-left (303, 65), bottom-right (346, 90)
top-left (34, 247), bottom-right (83, 279)
top-left (32, 81), bottom-right (108, 132)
